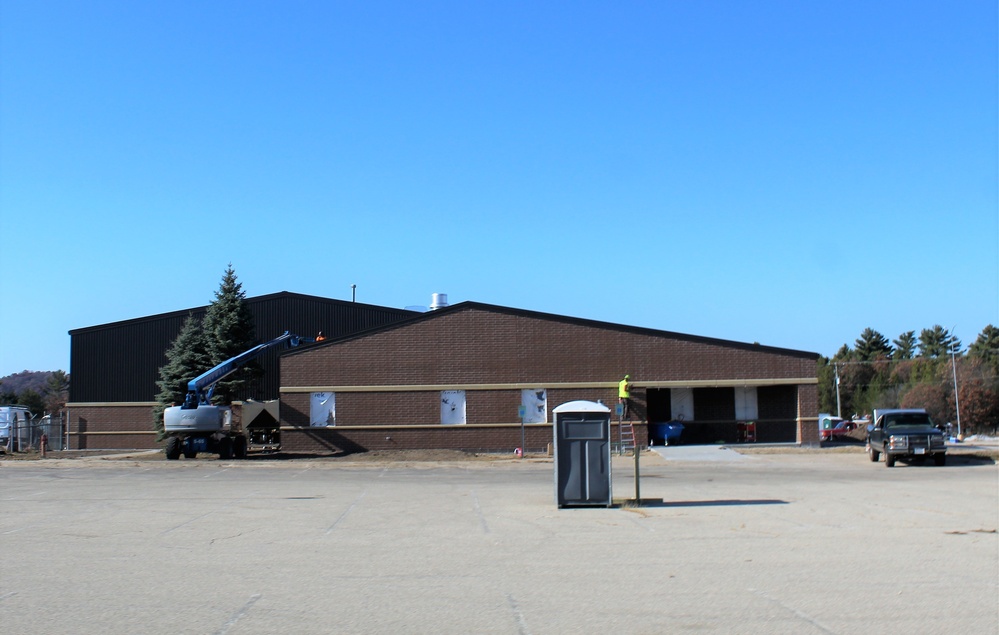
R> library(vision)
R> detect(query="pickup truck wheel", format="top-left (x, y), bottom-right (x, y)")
top-left (165, 437), bottom-right (181, 461)
top-left (885, 451), bottom-right (896, 468)
top-left (934, 454), bottom-right (946, 466)
top-left (868, 445), bottom-right (880, 462)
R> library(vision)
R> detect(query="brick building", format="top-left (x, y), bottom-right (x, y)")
top-left (66, 292), bottom-right (415, 449)
top-left (278, 302), bottom-right (820, 453)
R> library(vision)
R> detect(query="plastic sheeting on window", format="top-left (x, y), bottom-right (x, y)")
top-left (671, 387), bottom-right (694, 421)
top-left (441, 390), bottom-right (466, 425)
top-left (521, 388), bottom-right (548, 423)
top-left (734, 387), bottom-right (759, 420)
top-left (310, 392), bottom-right (335, 427)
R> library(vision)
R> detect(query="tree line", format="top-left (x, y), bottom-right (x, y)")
top-left (0, 371), bottom-right (70, 418)
top-left (818, 325), bottom-right (999, 435)
top-left (153, 265), bottom-right (259, 438)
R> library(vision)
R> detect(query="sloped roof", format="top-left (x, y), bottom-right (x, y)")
top-left (68, 291), bottom-right (406, 334)
top-left (285, 300), bottom-right (819, 360)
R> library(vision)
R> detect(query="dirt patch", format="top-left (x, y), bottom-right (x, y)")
top-left (333, 449), bottom-right (505, 462)
top-left (0, 449), bottom-right (143, 461)
top-left (1, 447), bottom-right (547, 465)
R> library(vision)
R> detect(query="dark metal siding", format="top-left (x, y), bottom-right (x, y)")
top-left (69, 293), bottom-right (414, 403)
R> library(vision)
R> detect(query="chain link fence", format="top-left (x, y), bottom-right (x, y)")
top-left (3, 414), bottom-right (66, 453)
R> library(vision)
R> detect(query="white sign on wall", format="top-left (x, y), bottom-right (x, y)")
top-left (520, 388), bottom-right (547, 423)
top-left (441, 390), bottom-right (466, 425)
top-left (310, 392), bottom-right (335, 427)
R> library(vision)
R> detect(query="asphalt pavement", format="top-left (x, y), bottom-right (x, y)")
top-left (1, 449), bottom-right (996, 634)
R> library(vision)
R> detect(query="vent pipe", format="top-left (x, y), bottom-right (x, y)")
top-left (429, 293), bottom-right (448, 310)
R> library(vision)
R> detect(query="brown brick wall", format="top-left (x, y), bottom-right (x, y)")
top-left (68, 405), bottom-right (158, 450)
top-left (282, 308), bottom-right (816, 388)
top-left (280, 307), bottom-right (817, 452)
top-left (279, 424), bottom-right (557, 454)
top-left (797, 384), bottom-right (821, 445)
top-left (66, 307), bottom-right (817, 452)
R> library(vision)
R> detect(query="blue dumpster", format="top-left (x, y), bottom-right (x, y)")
top-left (650, 422), bottom-right (684, 446)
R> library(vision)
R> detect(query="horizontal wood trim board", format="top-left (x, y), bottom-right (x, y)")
top-left (70, 431), bottom-right (157, 436)
top-left (66, 402), bottom-right (158, 408)
top-left (282, 378), bottom-right (817, 393)
top-left (291, 423), bottom-right (553, 431)
top-left (288, 418), bottom-right (799, 431)
top-left (65, 420), bottom-right (804, 436)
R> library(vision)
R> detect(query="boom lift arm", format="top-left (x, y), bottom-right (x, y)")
top-left (181, 331), bottom-right (310, 409)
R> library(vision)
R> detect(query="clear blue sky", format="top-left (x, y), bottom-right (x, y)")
top-left (1, 1), bottom-right (996, 378)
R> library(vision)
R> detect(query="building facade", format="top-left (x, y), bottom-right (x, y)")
top-left (278, 303), bottom-right (820, 453)
top-left (66, 292), bottom-right (416, 449)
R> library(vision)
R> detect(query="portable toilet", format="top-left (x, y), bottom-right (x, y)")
top-left (553, 400), bottom-right (612, 508)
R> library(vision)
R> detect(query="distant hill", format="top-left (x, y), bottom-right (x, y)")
top-left (0, 371), bottom-right (55, 397)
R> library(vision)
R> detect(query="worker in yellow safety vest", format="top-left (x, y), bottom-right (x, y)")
top-left (619, 374), bottom-right (631, 419)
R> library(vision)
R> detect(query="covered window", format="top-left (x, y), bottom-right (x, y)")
top-left (734, 387), bottom-right (759, 420)
top-left (521, 388), bottom-right (548, 423)
top-left (441, 390), bottom-right (466, 425)
top-left (310, 392), bottom-right (335, 427)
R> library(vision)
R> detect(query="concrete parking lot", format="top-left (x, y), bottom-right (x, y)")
top-left (2, 448), bottom-right (996, 634)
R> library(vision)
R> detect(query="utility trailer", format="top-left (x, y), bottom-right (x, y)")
top-left (162, 332), bottom-right (310, 460)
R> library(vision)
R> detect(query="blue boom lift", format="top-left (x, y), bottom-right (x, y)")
top-left (162, 332), bottom-right (310, 460)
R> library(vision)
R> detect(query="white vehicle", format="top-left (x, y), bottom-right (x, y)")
top-left (0, 406), bottom-right (33, 451)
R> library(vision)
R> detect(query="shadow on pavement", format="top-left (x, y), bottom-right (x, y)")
top-left (619, 498), bottom-right (789, 508)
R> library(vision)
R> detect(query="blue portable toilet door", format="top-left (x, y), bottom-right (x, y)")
top-left (557, 415), bottom-right (611, 506)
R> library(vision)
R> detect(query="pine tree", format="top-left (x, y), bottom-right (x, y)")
top-left (202, 265), bottom-right (257, 404)
top-left (968, 325), bottom-right (999, 374)
top-left (153, 313), bottom-right (210, 438)
top-left (43, 370), bottom-right (70, 415)
top-left (832, 344), bottom-right (853, 362)
top-left (854, 328), bottom-right (892, 361)
top-left (918, 325), bottom-right (961, 358)
top-left (892, 331), bottom-right (917, 360)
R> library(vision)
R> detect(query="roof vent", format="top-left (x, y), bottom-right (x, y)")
top-left (429, 293), bottom-right (448, 310)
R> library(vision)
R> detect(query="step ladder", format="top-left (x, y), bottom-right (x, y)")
top-left (617, 421), bottom-right (636, 455)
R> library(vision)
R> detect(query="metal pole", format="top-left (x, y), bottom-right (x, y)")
top-left (634, 443), bottom-right (640, 503)
top-left (351, 284), bottom-right (356, 302)
top-left (834, 363), bottom-right (842, 418)
top-left (951, 350), bottom-right (962, 438)
top-left (518, 405), bottom-right (526, 458)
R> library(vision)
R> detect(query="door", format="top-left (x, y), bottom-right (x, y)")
top-left (556, 415), bottom-right (611, 506)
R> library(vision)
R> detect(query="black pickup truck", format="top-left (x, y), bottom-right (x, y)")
top-left (867, 409), bottom-right (947, 467)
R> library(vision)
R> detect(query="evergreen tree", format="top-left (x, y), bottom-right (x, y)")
top-left (817, 357), bottom-right (837, 414)
top-left (968, 325), bottom-right (999, 374)
top-left (43, 370), bottom-right (70, 415)
top-left (832, 343), bottom-right (852, 362)
top-left (18, 389), bottom-right (45, 417)
top-left (918, 325), bottom-right (961, 358)
top-left (854, 328), bottom-right (892, 361)
top-left (202, 265), bottom-right (257, 404)
top-left (892, 331), bottom-right (917, 360)
top-left (153, 313), bottom-right (210, 438)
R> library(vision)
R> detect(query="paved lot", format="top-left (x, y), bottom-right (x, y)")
top-left (2, 449), bottom-right (996, 634)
